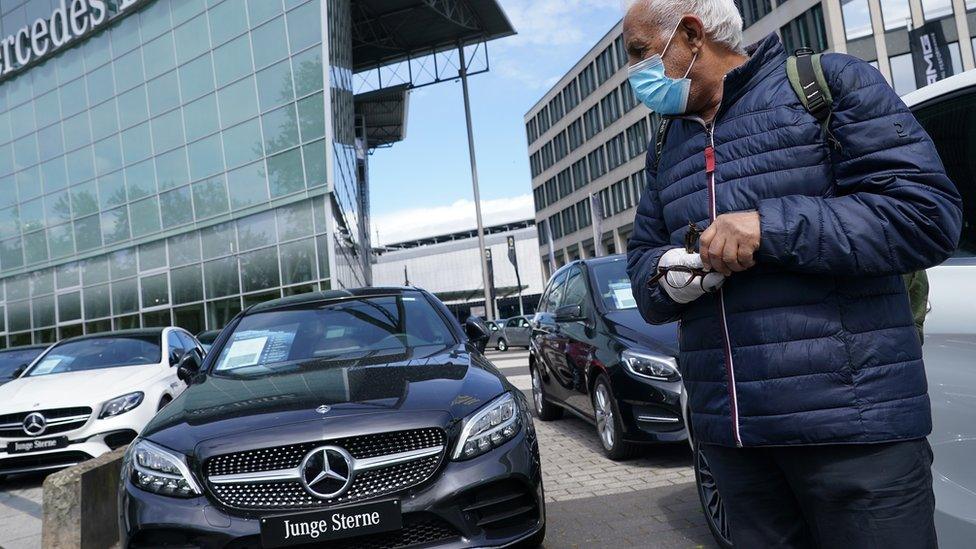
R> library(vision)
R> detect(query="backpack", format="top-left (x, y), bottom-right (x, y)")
top-left (651, 48), bottom-right (929, 344)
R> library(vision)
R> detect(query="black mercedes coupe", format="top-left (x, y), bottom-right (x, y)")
top-left (119, 288), bottom-right (544, 549)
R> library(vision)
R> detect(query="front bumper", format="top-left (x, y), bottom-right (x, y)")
top-left (120, 428), bottom-right (545, 549)
top-left (610, 368), bottom-right (687, 444)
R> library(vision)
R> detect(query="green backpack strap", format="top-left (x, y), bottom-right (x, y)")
top-left (786, 48), bottom-right (841, 151)
top-left (903, 270), bottom-right (930, 345)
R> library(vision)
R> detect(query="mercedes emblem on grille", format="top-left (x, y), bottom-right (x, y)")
top-left (23, 412), bottom-right (47, 436)
top-left (299, 446), bottom-right (354, 499)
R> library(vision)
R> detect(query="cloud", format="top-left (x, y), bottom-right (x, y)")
top-left (498, 0), bottom-right (627, 48)
top-left (372, 194), bottom-right (535, 246)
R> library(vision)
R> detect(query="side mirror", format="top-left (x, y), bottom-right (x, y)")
top-left (555, 304), bottom-right (584, 323)
top-left (10, 364), bottom-right (27, 379)
top-left (176, 350), bottom-right (202, 385)
top-left (168, 348), bottom-right (185, 367)
top-left (464, 316), bottom-right (490, 353)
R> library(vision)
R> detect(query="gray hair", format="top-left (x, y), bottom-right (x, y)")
top-left (634, 0), bottom-right (745, 54)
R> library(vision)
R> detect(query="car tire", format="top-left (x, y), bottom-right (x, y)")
top-left (592, 375), bottom-right (639, 461)
top-left (531, 366), bottom-right (562, 421)
top-left (496, 339), bottom-right (508, 351)
top-left (157, 395), bottom-right (173, 411)
top-left (695, 441), bottom-right (734, 549)
top-left (513, 524), bottom-right (545, 548)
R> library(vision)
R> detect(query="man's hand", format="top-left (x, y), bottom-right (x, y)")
top-left (657, 248), bottom-right (726, 304)
top-left (699, 211), bottom-right (761, 275)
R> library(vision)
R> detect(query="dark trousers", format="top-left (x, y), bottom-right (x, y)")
top-left (700, 438), bottom-right (937, 549)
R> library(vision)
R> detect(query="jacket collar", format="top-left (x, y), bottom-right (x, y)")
top-left (716, 33), bottom-right (786, 119)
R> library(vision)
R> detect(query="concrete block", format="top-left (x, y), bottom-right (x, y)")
top-left (42, 447), bottom-right (127, 549)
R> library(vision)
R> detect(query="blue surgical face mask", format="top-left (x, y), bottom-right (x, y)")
top-left (627, 23), bottom-right (698, 115)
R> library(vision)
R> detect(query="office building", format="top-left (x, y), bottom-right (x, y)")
top-left (525, 0), bottom-right (974, 278)
top-left (0, 0), bottom-right (513, 345)
top-left (372, 220), bottom-right (544, 320)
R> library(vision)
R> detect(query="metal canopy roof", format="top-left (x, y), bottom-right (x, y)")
top-left (355, 84), bottom-right (410, 148)
top-left (350, 0), bottom-right (515, 73)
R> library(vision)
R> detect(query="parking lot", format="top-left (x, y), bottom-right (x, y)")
top-left (0, 350), bottom-right (710, 549)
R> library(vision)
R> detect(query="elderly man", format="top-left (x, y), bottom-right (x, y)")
top-left (624, 0), bottom-right (962, 547)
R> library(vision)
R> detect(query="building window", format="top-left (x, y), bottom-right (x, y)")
top-left (533, 186), bottom-right (546, 211)
top-left (545, 178), bottom-right (558, 206)
top-left (588, 147), bottom-right (607, 180)
top-left (880, 0), bottom-right (911, 30)
top-left (596, 45), bottom-right (615, 84)
top-left (563, 79), bottom-right (580, 113)
top-left (584, 105), bottom-right (603, 139)
top-left (576, 200), bottom-right (591, 229)
top-left (525, 119), bottom-right (538, 145)
top-left (889, 52), bottom-right (917, 96)
top-left (550, 213), bottom-right (563, 239)
top-left (579, 63), bottom-right (597, 99)
top-left (572, 158), bottom-right (589, 189)
top-left (553, 132), bottom-right (568, 162)
top-left (557, 169), bottom-right (573, 198)
top-left (549, 95), bottom-right (565, 125)
top-left (568, 119), bottom-right (584, 151)
top-left (842, 0), bottom-right (873, 40)
top-left (537, 108), bottom-right (551, 135)
top-left (606, 133), bottom-right (626, 171)
top-left (922, 0), bottom-right (953, 20)
top-left (538, 220), bottom-right (548, 245)
top-left (530, 152), bottom-right (542, 178)
top-left (630, 172), bottom-right (645, 203)
top-left (614, 35), bottom-right (627, 69)
top-left (561, 206), bottom-right (578, 235)
top-left (739, 0), bottom-right (773, 29)
top-left (626, 120), bottom-right (648, 160)
top-left (781, 4), bottom-right (828, 54)
top-left (600, 89), bottom-right (621, 126)
top-left (619, 82), bottom-right (639, 112)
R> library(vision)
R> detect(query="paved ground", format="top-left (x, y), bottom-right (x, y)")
top-left (0, 350), bottom-right (711, 549)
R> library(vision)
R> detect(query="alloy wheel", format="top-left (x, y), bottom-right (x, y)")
top-left (532, 369), bottom-right (545, 414)
top-left (696, 444), bottom-right (733, 547)
top-left (594, 384), bottom-right (615, 449)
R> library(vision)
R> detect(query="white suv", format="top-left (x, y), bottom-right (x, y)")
top-left (903, 72), bottom-right (976, 548)
top-left (0, 327), bottom-right (197, 479)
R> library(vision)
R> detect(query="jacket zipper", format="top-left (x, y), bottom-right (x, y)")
top-left (704, 124), bottom-right (743, 448)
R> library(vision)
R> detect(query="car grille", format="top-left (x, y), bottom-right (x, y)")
top-left (0, 407), bottom-right (93, 438)
top-left (0, 451), bottom-right (93, 474)
top-left (204, 428), bottom-right (447, 511)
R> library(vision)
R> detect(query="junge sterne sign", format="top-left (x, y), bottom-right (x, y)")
top-left (0, 0), bottom-right (147, 81)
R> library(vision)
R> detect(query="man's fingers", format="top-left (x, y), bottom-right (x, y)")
top-left (738, 245), bottom-right (757, 269)
top-left (723, 240), bottom-right (744, 272)
top-left (707, 234), bottom-right (730, 276)
top-left (698, 225), bottom-right (716, 270)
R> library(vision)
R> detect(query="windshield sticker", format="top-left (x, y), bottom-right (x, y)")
top-left (609, 282), bottom-right (637, 309)
top-left (31, 357), bottom-right (62, 376)
top-left (222, 337), bottom-right (269, 369)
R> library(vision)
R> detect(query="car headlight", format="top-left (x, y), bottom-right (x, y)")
top-left (621, 349), bottom-right (679, 381)
top-left (99, 392), bottom-right (144, 418)
top-left (125, 439), bottom-right (201, 497)
top-left (453, 392), bottom-right (522, 460)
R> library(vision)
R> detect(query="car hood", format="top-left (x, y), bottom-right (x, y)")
top-left (0, 364), bottom-right (162, 413)
top-left (143, 344), bottom-right (512, 456)
top-left (603, 309), bottom-right (679, 355)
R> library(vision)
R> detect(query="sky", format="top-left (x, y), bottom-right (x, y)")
top-left (368, 0), bottom-right (631, 245)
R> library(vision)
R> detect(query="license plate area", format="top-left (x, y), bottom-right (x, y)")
top-left (5, 437), bottom-right (69, 454)
top-left (260, 499), bottom-right (402, 548)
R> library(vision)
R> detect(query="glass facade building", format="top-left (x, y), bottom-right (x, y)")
top-left (0, 0), bottom-right (367, 346)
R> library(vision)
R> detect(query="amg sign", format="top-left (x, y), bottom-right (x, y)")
top-left (0, 0), bottom-right (147, 81)
top-left (908, 21), bottom-right (953, 89)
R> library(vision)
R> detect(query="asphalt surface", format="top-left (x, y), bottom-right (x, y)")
top-left (0, 349), bottom-right (712, 549)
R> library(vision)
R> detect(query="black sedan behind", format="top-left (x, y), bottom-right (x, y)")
top-left (119, 288), bottom-right (544, 549)
top-left (530, 255), bottom-right (685, 460)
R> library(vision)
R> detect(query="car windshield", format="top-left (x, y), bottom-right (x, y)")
top-left (591, 260), bottom-right (637, 311)
top-left (212, 292), bottom-right (457, 375)
top-left (0, 347), bottom-right (45, 379)
top-left (26, 335), bottom-right (162, 377)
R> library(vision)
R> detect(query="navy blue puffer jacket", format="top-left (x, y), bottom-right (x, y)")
top-left (627, 35), bottom-right (963, 448)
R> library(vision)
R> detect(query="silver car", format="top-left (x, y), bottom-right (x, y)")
top-left (692, 70), bottom-right (976, 549)
top-left (498, 316), bottom-right (532, 351)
